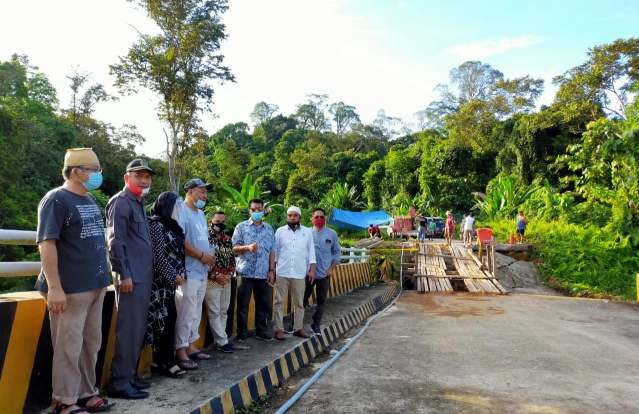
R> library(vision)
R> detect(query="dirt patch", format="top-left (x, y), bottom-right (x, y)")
top-left (399, 293), bottom-right (505, 317)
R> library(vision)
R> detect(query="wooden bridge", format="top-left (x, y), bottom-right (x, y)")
top-left (413, 241), bottom-right (506, 294)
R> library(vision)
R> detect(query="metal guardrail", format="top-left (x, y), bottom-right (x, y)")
top-left (0, 230), bottom-right (40, 278)
top-left (0, 229), bottom-right (368, 277)
top-left (0, 230), bottom-right (40, 277)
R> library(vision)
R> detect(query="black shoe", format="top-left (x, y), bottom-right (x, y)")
top-left (255, 333), bottom-right (273, 341)
top-left (217, 343), bottom-right (234, 353)
top-left (107, 385), bottom-right (149, 400)
top-left (311, 324), bottom-right (321, 335)
top-left (130, 378), bottom-right (151, 390)
top-left (235, 335), bottom-right (247, 343)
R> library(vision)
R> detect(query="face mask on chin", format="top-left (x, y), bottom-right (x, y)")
top-left (124, 174), bottom-right (147, 197)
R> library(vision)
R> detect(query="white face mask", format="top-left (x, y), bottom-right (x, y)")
top-left (142, 187), bottom-right (151, 196)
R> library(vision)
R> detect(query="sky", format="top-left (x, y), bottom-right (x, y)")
top-left (2, 0), bottom-right (638, 157)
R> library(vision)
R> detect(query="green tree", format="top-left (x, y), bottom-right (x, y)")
top-left (329, 101), bottom-right (360, 135)
top-left (110, 0), bottom-right (234, 191)
top-left (294, 94), bottom-right (329, 131)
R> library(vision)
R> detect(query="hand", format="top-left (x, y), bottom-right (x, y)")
top-left (176, 274), bottom-right (185, 286)
top-left (326, 269), bottom-right (333, 279)
top-left (307, 270), bottom-right (316, 284)
top-left (216, 274), bottom-right (229, 286)
top-left (267, 270), bottom-right (276, 285)
top-left (248, 243), bottom-right (258, 253)
top-left (201, 253), bottom-right (215, 266)
top-left (47, 286), bottom-right (67, 314)
top-left (119, 278), bottom-right (133, 293)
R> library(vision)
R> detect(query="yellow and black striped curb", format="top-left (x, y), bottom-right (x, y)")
top-left (0, 262), bottom-right (374, 414)
top-left (190, 283), bottom-right (400, 414)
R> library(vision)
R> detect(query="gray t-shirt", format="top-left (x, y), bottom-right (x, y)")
top-left (178, 204), bottom-right (215, 280)
top-left (35, 187), bottom-right (110, 293)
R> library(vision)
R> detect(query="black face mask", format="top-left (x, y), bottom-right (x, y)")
top-left (212, 223), bottom-right (226, 232)
top-left (287, 221), bottom-right (300, 231)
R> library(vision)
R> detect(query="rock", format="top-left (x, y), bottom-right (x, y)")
top-left (495, 252), bottom-right (517, 268)
top-left (508, 261), bottom-right (540, 287)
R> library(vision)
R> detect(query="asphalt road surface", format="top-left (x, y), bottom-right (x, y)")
top-left (287, 291), bottom-right (639, 414)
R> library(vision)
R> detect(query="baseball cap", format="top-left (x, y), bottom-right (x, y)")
top-left (184, 178), bottom-right (213, 191)
top-left (126, 158), bottom-right (155, 174)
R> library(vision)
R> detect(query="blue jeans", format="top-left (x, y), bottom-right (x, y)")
top-left (418, 226), bottom-right (426, 241)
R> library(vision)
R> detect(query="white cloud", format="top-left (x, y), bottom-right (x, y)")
top-left (445, 35), bottom-right (542, 61)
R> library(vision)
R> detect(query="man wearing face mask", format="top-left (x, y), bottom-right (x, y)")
top-left (304, 208), bottom-right (341, 335)
top-left (175, 178), bottom-right (216, 368)
top-left (204, 211), bottom-right (238, 354)
top-left (106, 159), bottom-right (155, 399)
top-left (37, 148), bottom-right (115, 413)
top-left (273, 206), bottom-right (316, 340)
top-left (232, 198), bottom-right (276, 342)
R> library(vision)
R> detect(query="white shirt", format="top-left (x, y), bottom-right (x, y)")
top-left (464, 216), bottom-right (475, 231)
top-left (274, 224), bottom-right (316, 279)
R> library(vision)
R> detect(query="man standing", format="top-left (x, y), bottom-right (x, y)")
top-left (304, 208), bottom-right (340, 335)
top-left (204, 211), bottom-right (237, 353)
top-left (175, 179), bottom-right (215, 369)
top-left (273, 206), bottom-right (316, 340)
top-left (37, 148), bottom-right (114, 413)
top-left (232, 198), bottom-right (276, 342)
top-left (106, 159), bottom-right (155, 399)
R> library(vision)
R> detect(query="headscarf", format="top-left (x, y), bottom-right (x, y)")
top-left (150, 191), bottom-right (184, 240)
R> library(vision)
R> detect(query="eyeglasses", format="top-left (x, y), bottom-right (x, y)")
top-left (77, 166), bottom-right (102, 173)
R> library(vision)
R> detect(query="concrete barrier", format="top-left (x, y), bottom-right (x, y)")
top-left (0, 262), bottom-right (372, 414)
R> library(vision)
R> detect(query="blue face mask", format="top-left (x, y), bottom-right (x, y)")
top-left (83, 171), bottom-right (103, 191)
top-left (195, 199), bottom-right (206, 209)
top-left (251, 211), bottom-right (264, 222)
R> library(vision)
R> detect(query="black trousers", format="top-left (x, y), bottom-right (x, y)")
top-left (111, 282), bottom-right (152, 389)
top-left (304, 277), bottom-right (330, 326)
top-left (236, 276), bottom-right (273, 338)
top-left (153, 293), bottom-right (177, 368)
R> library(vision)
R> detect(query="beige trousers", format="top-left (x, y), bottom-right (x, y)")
top-left (46, 288), bottom-right (105, 405)
top-left (274, 277), bottom-right (306, 331)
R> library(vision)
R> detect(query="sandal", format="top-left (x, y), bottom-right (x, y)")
top-left (77, 396), bottom-right (115, 413)
top-left (53, 403), bottom-right (88, 414)
top-left (188, 351), bottom-right (211, 360)
top-left (162, 364), bottom-right (187, 378)
top-left (177, 358), bottom-right (199, 370)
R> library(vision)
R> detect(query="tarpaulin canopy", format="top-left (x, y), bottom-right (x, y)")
top-left (329, 208), bottom-right (393, 230)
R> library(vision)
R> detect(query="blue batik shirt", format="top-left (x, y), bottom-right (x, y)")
top-left (232, 219), bottom-right (274, 279)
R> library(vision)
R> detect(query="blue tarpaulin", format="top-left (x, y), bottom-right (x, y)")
top-left (329, 208), bottom-right (393, 230)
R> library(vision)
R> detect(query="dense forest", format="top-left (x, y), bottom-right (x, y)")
top-left (1, 35), bottom-right (638, 298)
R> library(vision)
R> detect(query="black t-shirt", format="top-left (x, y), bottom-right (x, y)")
top-left (35, 187), bottom-right (110, 293)
top-left (418, 217), bottom-right (427, 227)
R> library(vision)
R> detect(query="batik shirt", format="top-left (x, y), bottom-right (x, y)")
top-left (208, 225), bottom-right (236, 282)
top-left (232, 219), bottom-right (274, 279)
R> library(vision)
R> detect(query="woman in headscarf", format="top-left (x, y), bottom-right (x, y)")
top-left (146, 191), bottom-right (190, 377)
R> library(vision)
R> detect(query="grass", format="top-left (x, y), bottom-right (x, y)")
top-left (482, 219), bottom-right (639, 300)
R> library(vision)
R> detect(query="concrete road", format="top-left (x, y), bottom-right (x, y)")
top-left (288, 292), bottom-right (639, 414)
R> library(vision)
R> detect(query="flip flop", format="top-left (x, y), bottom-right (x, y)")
top-left (177, 358), bottom-right (199, 370)
top-left (53, 403), bottom-right (88, 414)
top-left (188, 351), bottom-right (211, 360)
top-left (162, 364), bottom-right (187, 378)
top-left (77, 396), bottom-right (115, 413)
